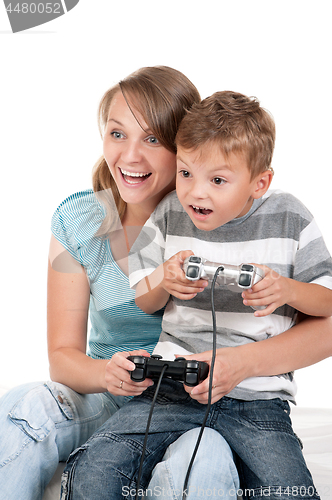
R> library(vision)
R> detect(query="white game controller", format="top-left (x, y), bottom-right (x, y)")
top-left (183, 256), bottom-right (266, 310)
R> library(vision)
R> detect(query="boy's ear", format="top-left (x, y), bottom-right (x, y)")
top-left (252, 169), bottom-right (274, 199)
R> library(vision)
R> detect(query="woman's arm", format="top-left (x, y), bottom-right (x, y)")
top-left (186, 315), bottom-right (332, 404)
top-left (47, 255), bottom-right (108, 394)
top-left (47, 236), bottom-right (153, 395)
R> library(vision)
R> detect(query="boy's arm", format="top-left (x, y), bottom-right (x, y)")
top-left (135, 250), bottom-right (208, 314)
top-left (242, 266), bottom-right (332, 317)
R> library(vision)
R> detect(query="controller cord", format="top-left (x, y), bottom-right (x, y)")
top-left (134, 364), bottom-right (168, 500)
top-left (181, 266), bottom-right (223, 500)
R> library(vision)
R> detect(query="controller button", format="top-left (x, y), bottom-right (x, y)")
top-left (186, 266), bottom-right (200, 279)
top-left (189, 256), bottom-right (202, 263)
top-left (151, 355), bottom-right (162, 360)
top-left (186, 373), bottom-right (198, 385)
top-left (175, 357), bottom-right (185, 362)
top-left (241, 264), bottom-right (254, 272)
top-left (133, 369), bottom-right (144, 379)
top-left (186, 361), bottom-right (199, 369)
top-left (129, 356), bottom-right (144, 364)
top-left (239, 273), bottom-right (252, 287)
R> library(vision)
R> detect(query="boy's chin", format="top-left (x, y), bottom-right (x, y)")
top-left (187, 213), bottom-right (220, 232)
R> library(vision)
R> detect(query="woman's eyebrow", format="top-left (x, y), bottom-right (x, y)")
top-left (107, 118), bottom-right (123, 125)
top-left (107, 117), bottom-right (153, 135)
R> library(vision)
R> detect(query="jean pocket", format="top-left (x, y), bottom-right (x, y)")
top-left (242, 399), bottom-right (295, 436)
top-left (46, 381), bottom-right (75, 420)
top-left (9, 383), bottom-right (73, 442)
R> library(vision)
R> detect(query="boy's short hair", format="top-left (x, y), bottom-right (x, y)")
top-left (176, 91), bottom-right (276, 179)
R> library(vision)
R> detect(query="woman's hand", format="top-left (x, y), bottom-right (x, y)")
top-left (180, 348), bottom-right (248, 405)
top-left (161, 250), bottom-right (208, 300)
top-left (104, 350), bottom-right (154, 396)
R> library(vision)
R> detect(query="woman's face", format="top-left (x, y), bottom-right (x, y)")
top-left (103, 92), bottom-right (176, 218)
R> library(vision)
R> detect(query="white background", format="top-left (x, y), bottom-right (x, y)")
top-left (0, 0), bottom-right (331, 408)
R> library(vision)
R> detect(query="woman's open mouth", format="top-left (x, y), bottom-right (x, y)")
top-left (120, 168), bottom-right (152, 185)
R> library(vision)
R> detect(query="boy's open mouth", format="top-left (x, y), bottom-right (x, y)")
top-left (120, 168), bottom-right (152, 185)
top-left (191, 205), bottom-right (213, 216)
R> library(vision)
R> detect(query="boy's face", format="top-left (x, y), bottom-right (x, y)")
top-left (176, 144), bottom-right (265, 231)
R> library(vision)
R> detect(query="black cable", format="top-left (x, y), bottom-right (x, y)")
top-left (181, 266), bottom-right (223, 500)
top-left (134, 364), bottom-right (168, 500)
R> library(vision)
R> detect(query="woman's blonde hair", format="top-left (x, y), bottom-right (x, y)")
top-left (92, 66), bottom-right (200, 231)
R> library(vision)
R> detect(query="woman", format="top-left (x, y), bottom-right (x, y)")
top-left (1, 66), bottom-right (331, 500)
top-left (0, 66), bottom-right (238, 500)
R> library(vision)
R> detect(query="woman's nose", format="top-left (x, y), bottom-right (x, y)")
top-left (121, 140), bottom-right (142, 163)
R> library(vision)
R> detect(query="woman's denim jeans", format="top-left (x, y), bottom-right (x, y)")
top-left (62, 379), bottom-right (319, 500)
top-left (0, 381), bottom-right (127, 500)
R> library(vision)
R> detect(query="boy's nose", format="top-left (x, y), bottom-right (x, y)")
top-left (190, 181), bottom-right (208, 199)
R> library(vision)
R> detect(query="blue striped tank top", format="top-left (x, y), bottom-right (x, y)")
top-left (51, 190), bottom-right (163, 360)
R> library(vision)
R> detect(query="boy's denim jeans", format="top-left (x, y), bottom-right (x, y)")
top-left (62, 379), bottom-right (319, 500)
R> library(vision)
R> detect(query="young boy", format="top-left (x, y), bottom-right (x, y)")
top-left (65, 92), bottom-right (332, 499)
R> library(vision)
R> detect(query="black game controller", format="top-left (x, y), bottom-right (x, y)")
top-left (183, 256), bottom-right (266, 310)
top-left (127, 355), bottom-right (209, 387)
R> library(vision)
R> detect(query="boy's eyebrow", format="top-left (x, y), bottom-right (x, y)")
top-left (177, 156), bottom-right (189, 166)
top-left (177, 155), bottom-right (234, 172)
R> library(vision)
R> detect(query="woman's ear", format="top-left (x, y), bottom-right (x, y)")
top-left (252, 169), bottom-right (274, 199)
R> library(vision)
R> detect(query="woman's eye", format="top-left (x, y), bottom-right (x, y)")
top-left (213, 177), bottom-right (226, 185)
top-left (146, 136), bottom-right (159, 144)
top-left (110, 131), bottom-right (124, 139)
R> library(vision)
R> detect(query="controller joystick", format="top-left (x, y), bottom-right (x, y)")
top-left (128, 355), bottom-right (209, 387)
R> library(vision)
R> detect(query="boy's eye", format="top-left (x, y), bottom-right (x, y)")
top-left (213, 177), bottom-right (226, 185)
top-left (179, 170), bottom-right (191, 178)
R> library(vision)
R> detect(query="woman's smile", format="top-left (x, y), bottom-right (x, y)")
top-left (119, 167), bottom-right (152, 185)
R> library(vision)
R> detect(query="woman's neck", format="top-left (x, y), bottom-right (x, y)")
top-left (109, 203), bottom-right (155, 276)
top-left (121, 203), bottom-right (153, 228)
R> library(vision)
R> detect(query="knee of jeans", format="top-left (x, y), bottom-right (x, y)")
top-left (167, 427), bottom-right (234, 464)
top-left (197, 428), bottom-right (233, 456)
top-left (8, 383), bottom-right (73, 442)
top-left (60, 445), bottom-right (88, 500)
top-left (63, 433), bottom-right (144, 490)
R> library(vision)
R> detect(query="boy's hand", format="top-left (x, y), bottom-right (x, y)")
top-left (162, 250), bottom-right (208, 300)
top-left (242, 265), bottom-right (293, 317)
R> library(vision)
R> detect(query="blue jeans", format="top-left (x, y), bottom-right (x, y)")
top-left (62, 379), bottom-right (319, 500)
top-left (0, 381), bottom-right (126, 500)
top-left (147, 427), bottom-right (240, 499)
top-left (0, 382), bottom-right (235, 500)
